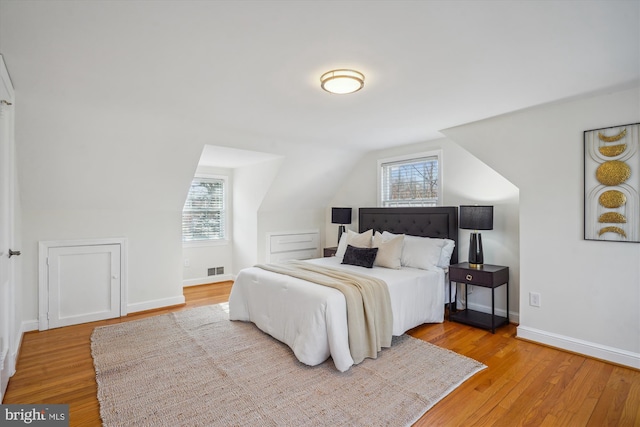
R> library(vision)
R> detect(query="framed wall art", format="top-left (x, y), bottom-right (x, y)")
top-left (584, 122), bottom-right (639, 242)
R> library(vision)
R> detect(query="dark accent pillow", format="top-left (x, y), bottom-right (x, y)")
top-left (341, 245), bottom-right (379, 268)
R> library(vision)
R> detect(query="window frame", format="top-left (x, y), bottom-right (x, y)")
top-left (377, 150), bottom-right (443, 208)
top-left (182, 174), bottom-right (229, 248)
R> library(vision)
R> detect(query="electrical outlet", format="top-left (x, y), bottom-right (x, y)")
top-left (183, 259), bottom-right (190, 267)
top-left (529, 292), bottom-right (541, 307)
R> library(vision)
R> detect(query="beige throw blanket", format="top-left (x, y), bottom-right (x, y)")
top-left (255, 260), bottom-right (393, 364)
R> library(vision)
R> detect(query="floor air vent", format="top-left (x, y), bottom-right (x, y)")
top-left (208, 267), bottom-right (224, 276)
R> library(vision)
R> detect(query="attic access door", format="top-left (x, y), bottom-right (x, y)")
top-left (39, 239), bottom-right (127, 330)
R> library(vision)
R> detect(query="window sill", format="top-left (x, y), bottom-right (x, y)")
top-left (182, 239), bottom-right (229, 248)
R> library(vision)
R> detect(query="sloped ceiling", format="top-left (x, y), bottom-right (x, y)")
top-left (3, 1), bottom-right (638, 150)
top-left (0, 0), bottom-right (638, 211)
top-left (199, 145), bottom-right (281, 169)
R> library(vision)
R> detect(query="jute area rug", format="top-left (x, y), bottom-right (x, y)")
top-left (91, 304), bottom-right (485, 426)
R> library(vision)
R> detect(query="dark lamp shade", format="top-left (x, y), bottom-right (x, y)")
top-left (331, 207), bottom-right (352, 225)
top-left (459, 205), bottom-right (493, 230)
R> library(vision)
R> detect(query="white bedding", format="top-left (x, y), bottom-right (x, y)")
top-left (228, 257), bottom-right (446, 372)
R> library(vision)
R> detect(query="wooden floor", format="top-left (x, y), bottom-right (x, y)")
top-left (4, 282), bottom-right (639, 426)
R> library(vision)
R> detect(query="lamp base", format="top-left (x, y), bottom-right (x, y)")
top-left (468, 262), bottom-right (483, 269)
top-left (468, 232), bottom-right (484, 269)
top-left (337, 225), bottom-right (346, 244)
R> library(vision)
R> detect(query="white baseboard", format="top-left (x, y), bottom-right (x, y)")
top-left (21, 320), bottom-right (39, 333)
top-left (517, 325), bottom-right (640, 369)
top-left (4, 320), bottom-right (40, 380)
top-left (19, 296), bottom-right (187, 333)
top-left (183, 274), bottom-right (234, 287)
top-left (127, 295), bottom-right (186, 313)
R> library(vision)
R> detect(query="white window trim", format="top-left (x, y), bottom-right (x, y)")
top-left (377, 149), bottom-right (443, 207)
top-left (182, 173), bottom-right (229, 248)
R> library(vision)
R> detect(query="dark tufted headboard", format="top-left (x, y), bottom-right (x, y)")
top-left (359, 207), bottom-right (459, 265)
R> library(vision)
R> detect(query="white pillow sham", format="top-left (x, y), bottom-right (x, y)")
top-left (439, 239), bottom-right (456, 268)
top-left (372, 232), bottom-right (404, 269)
top-left (336, 229), bottom-right (373, 260)
top-left (382, 231), bottom-right (453, 270)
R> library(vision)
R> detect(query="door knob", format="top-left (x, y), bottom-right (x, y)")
top-left (8, 249), bottom-right (21, 258)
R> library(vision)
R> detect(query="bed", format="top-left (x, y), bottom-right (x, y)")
top-left (229, 207), bottom-right (458, 372)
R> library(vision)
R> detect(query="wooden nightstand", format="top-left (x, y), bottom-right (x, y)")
top-left (448, 262), bottom-right (509, 333)
top-left (323, 246), bottom-right (338, 257)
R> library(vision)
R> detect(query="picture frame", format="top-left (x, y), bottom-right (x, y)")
top-left (584, 122), bottom-right (639, 242)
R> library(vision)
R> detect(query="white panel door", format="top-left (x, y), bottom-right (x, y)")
top-left (47, 244), bottom-right (121, 329)
top-left (0, 55), bottom-right (16, 402)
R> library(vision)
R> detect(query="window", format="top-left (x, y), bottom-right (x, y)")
top-left (378, 151), bottom-right (441, 207)
top-left (182, 176), bottom-right (226, 242)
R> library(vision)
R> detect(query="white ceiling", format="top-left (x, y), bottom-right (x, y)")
top-left (199, 144), bottom-right (282, 168)
top-left (1, 0), bottom-right (638, 153)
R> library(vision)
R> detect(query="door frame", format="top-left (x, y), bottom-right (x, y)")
top-left (0, 54), bottom-right (16, 402)
top-left (38, 237), bottom-right (128, 331)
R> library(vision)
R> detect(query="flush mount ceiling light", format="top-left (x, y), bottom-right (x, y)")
top-left (320, 69), bottom-right (365, 94)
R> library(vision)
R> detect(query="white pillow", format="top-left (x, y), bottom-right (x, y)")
top-left (336, 229), bottom-right (373, 260)
top-left (372, 232), bottom-right (404, 269)
top-left (438, 239), bottom-right (456, 268)
top-left (382, 231), bottom-right (445, 270)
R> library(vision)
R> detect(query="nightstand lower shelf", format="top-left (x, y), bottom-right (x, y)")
top-left (449, 309), bottom-right (508, 332)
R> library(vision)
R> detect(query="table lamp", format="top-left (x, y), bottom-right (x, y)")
top-left (459, 205), bottom-right (493, 269)
top-left (331, 207), bottom-right (352, 243)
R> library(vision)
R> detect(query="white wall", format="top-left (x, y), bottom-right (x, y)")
top-left (258, 209), bottom-right (324, 262)
top-left (233, 142), bottom-right (363, 271)
top-left (443, 85), bottom-right (640, 368)
top-left (233, 157), bottom-right (284, 271)
top-left (12, 97), bottom-right (204, 323)
top-left (22, 208), bottom-right (185, 316)
top-left (328, 138), bottom-right (520, 320)
top-left (182, 243), bottom-right (233, 285)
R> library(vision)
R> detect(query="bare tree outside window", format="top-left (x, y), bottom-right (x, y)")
top-left (381, 155), bottom-right (440, 207)
top-left (182, 177), bottom-right (226, 241)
